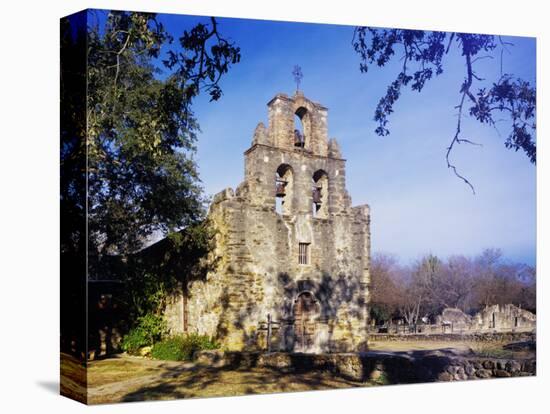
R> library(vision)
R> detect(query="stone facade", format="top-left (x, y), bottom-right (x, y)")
top-left (166, 91), bottom-right (371, 353)
top-left (405, 305), bottom-right (536, 335)
top-left (435, 304), bottom-right (536, 333)
top-left (436, 308), bottom-right (473, 331)
top-left (474, 304), bottom-right (536, 331)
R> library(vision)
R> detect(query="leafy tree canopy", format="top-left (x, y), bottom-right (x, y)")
top-left (82, 11), bottom-right (240, 255)
top-left (353, 28), bottom-right (536, 192)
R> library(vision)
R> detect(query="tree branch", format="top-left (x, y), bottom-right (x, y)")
top-left (446, 87), bottom-right (476, 194)
top-left (114, 32), bottom-right (131, 94)
top-left (445, 32), bottom-right (455, 54)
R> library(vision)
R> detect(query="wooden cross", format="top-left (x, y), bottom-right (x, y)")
top-left (258, 313), bottom-right (280, 352)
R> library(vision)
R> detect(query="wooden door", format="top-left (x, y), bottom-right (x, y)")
top-left (294, 292), bottom-right (318, 352)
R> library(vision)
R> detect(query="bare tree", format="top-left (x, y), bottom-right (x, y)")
top-left (370, 249), bottom-right (535, 326)
top-left (438, 255), bottom-right (475, 310)
top-left (369, 253), bottom-right (402, 324)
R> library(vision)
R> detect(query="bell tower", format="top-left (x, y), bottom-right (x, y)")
top-left (244, 91), bottom-right (345, 219)
top-left (265, 91), bottom-right (329, 156)
top-left (181, 90), bottom-right (371, 354)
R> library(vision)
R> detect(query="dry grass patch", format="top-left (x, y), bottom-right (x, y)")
top-left (86, 355), bottom-right (367, 404)
top-left (60, 353), bottom-right (88, 403)
top-left (368, 340), bottom-right (472, 354)
top-left (88, 357), bottom-right (164, 385)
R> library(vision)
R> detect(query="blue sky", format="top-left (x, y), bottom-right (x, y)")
top-left (101, 11), bottom-right (537, 265)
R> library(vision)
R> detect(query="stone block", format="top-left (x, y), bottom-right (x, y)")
top-left (257, 352), bottom-right (293, 369)
top-left (447, 365), bottom-right (459, 375)
top-left (195, 350), bottom-right (227, 367)
top-left (138, 346), bottom-right (152, 357)
top-left (369, 369), bottom-right (383, 381)
top-left (454, 372), bottom-right (468, 381)
top-left (438, 372), bottom-right (453, 381)
top-left (506, 360), bottom-right (521, 373)
top-left (476, 369), bottom-right (492, 378)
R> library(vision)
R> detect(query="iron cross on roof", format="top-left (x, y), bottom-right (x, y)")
top-left (292, 65), bottom-right (303, 91)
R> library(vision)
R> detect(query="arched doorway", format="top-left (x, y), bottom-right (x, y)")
top-left (293, 291), bottom-right (319, 352)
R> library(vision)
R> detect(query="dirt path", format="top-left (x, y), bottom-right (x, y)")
top-left (368, 339), bottom-right (535, 359)
top-left (368, 340), bottom-right (473, 353)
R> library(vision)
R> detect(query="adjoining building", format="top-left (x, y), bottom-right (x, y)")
top-left (474, 304), bottom-right (536, 331)
top-left (435, 304), bottom-right (536, 333)
top-left (166, 91), bottom-right (371, 353)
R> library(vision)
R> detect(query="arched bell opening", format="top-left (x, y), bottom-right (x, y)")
top-left (312, 169), bottom-right (329, 218)
top-left (275, 163), bottom-right (294, 215)
top-left (294, 106), bottom-right (311, 150)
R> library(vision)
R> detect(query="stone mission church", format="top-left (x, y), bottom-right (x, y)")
top-left (165, 91), bottom-right (371, 353)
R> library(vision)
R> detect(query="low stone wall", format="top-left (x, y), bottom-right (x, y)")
top-left (194, 350), bottom-right (535, 383)
top-left (369, 331), bottom-right (535, 343)
top-left (435, 357), bottom-right (535, 381)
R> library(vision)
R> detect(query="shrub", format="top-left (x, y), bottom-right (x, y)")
top-left (151, 334), bottom-right (219, 361)
top-left (121, 313), bottom-right (167, 355)
top-left (137, 313), bottom-right (167, 343)
top-left (121, 328), bottom-right (149, 354)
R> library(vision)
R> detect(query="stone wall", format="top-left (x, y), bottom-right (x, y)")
top-left (193, 350), bottom-right (536, 383)
top-left (475, 304), bottom-right (536, 331)
top-left (374, 304), bottom-right (537, 336)
top-left (436, 307), bottom-right (472, 330)
top-left (369, 332), bottom-right (536, 343)
top-left (435, 357), bottom-right (535, 382)
top-left (266, 92), bottom-right (329, 156)
top-left (167, 92), bottom-right (371, 353)
top-left (431, 304), bottom-right (537, 333)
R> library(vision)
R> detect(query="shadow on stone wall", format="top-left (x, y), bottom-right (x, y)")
top-left (87, 223), bottom-right (215, 358)
top-left (276, 272), bottom-right (366, 318)
top-left (215, 288), bottom-right (271, 350)
top-left (272, 271), bottom-right (368, 352)
top-left (210, 268), bottom-right (369, 352)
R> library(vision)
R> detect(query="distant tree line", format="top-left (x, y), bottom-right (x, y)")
top-left (369, 249), bottom-right (536, 326)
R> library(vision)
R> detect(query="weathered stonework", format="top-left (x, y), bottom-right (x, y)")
top-left (433, 304), bottom-right (536, 333)
top-left (193, 350), bottom-right (536, 383)
top-left (474, 304), bottom-right (536, 331)
top-left (167, 91), bottom-right (371, 353)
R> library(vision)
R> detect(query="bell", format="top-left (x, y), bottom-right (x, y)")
top-left (312, 187), bottom-right (322, 203)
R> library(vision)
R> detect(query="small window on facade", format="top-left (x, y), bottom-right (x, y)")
top-left (298, 243), bottom-right (309, 265)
